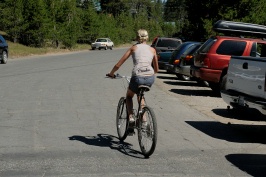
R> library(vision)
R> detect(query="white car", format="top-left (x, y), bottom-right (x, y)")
top-left (91, 38), bottom-right (114, 50)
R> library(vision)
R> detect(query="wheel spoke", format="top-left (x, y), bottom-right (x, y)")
top-left (138, 106), bottom-right (157, 157)
top-left (116, 97), bottom-right (128, 141)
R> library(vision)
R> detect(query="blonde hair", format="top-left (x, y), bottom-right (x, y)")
top-left (137, 29), bottom-right (149, 43)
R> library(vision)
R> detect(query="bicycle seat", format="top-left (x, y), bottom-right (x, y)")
top-left (138, 85), bottom-right (150, 92)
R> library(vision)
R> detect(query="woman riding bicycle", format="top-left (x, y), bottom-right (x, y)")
top-left (107, 29), bottom-right (159, 126)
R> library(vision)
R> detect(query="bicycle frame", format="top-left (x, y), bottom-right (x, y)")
top-left (118, 74), bottom-right (147, 125)
top-left (113, 73), bottom-right (157, 157)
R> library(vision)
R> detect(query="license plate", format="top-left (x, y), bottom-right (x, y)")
top-left (238, 96), bottom-right (245, 106)
top-left (175, 67), bottom-right (180, 73)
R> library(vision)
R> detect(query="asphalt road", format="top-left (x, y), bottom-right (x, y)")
top-left (0, 48), bottom-right (266, 177)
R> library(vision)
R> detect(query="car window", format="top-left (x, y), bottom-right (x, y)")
top-left (190, 44), bottom-right (202, 54)
top-left (0, 36), bottom-right (4, 44)
top-left (250, 42), bottom-right (257, 57)
top-left (258, 43), bottom-right (266, 57)
top-left (216, 40), bottom-right (246, 56)
top-left (183, 44), bottom-right (200, 55)
top-left (197, 38), bottom-right (216, 54)
top-left (156, 39), bottom-right (181, 47)
top-left (96, 39), bottom-right (107, 42)
top-left (171, 44), bottom-right (183, 57)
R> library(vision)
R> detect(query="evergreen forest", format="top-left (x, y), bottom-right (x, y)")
top-left (1, 0), bottom-right (266, 49)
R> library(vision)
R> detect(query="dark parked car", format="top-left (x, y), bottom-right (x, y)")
top-left (175, 42), bottom-right (202, 80)
top-left (151, 37), bottom-right (182, 53)
top-left (0, 35), bottom-right (8, 64)
top-left (157, 51), bottom-right (173, 69)
top-left (164, 41), bottom-right (201, 80)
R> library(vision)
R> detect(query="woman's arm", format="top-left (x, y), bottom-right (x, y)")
top-left (151, 48), bottom-right (159, 73)
top-left (108, 47), bottom-right (134, 77)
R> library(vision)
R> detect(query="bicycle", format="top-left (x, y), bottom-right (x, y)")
top-left (113, 74), bottom-right (157, 158)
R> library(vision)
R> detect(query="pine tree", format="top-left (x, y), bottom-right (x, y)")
top-left (45, 0), bottom-right (64, 48)
top-left (0, 0), bottom-right (24, 43)
top-left (22, 0), bottom-right (50, 47)
top-left (59, 0), bottom-right (82, 48)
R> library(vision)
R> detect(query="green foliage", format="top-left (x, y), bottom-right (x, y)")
top-left (21, 0), bottom-right (50, 47)
top-left (0, 0), bottom-right (25, 42)
top-left (1, 0), bottom-right (266, 48)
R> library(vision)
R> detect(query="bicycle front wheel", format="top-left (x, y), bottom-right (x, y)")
top-left (138, 106), bottom-right (157, 158)
top-left (116, 97), bottom-right (128, 141)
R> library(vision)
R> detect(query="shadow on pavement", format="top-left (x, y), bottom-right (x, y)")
top-left (186, 121), bottom-right (266, 144)
top-left (68, 134), bottom-right (145, 159)
top-left (164, 80), bottom-right (201, 87)
top-left (213, 107), bottom-right (266, 121)
top-left (169, 88), bottom-right (219, 97)
top-left (225, 154), bottom-right (266, 177)
top-left (157, 75), bottom-right (177, 80)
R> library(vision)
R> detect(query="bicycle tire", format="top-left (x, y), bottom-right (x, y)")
top-left (116, 97), bottom-right (128, 141)
top-left (137, 106), bottom-right (157, 158)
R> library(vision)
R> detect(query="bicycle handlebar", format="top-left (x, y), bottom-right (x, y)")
top-left (106, 73), bottom-right (131, 82)
top-left (106, 73), bottom-right (116, 78)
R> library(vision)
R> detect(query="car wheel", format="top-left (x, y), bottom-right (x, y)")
top-left (220, 74), bottom-right (227, 91)
top-left (110, 46), bottom-right (113, 50)
top-left (176, 74), bottom-right (190, 81)
top-left (180, 75), bottom-right (191, 81)
top-left (104, 46), bottom-right (107, 50)
top-left (196, 80), bottom-right (209, 87)
top-left (92, 47), bottom-right (95, 50)
top-left (1, 51), bottom-right (8, 64)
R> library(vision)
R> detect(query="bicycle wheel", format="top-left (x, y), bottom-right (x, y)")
top-left (116, 97), bottom-right (128, 141)
top-left (138, 106), bottom-right (157, 158)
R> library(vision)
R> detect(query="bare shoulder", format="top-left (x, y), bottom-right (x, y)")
top-left (130, 45), bottom-right (138, 52)
top-left (149, 46), bottom-right (156, 54)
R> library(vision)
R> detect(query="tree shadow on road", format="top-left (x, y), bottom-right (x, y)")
top-left (169, 88), bottom-right (219, 97)
top-left (186, 121), bottom-right (266, 144)
top-left (225, 154), bottom-right (266, 177)
top-left (213, 107), bottom-right (266, 121)
top-left (157, 75), bottom-right (177, 80)
top-left (68, 134), bottom-right (145, 159)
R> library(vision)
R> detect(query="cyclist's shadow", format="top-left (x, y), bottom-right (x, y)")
top-left (68, 134), bottom-right (144, 158)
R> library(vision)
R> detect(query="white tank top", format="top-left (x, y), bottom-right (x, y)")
top-left (132, 44), bottom-right (154, 76)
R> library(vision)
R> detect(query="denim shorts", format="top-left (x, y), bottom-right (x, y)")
top-left (129, 75), bottom-right (155, 93)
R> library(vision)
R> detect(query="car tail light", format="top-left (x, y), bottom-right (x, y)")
top-left (173, 59), bottom-right (180, 65)
top-left (203, 58), bottom-right (210, 68)
top-left (185, 55), bottom-right (193, 61)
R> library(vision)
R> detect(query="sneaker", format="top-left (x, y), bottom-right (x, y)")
top-left (129, 115), bottom-right (135, 127)
top-left (129, 116), bottom-right (135, 123)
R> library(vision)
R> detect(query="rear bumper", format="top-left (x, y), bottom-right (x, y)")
top-left (190, 65), bottom-right (222, 83)
top-left (158, 61), bottom-right (168, 69)
top-left (175, 65), bottom-right (191, 77)
top-left (164, 64), bottom-right (175, 72)
top-left (221, 89), bottom-right (266, 115)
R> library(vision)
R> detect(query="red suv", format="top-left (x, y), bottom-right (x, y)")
top-left (190, 21), bottom-right (266, 94)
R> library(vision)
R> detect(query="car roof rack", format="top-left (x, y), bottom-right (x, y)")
top-left (213, 20), bottom-right (266, 38)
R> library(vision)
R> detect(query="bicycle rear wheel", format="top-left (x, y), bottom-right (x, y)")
top-left (138, 106), bottom-right (157, 158)
top-left (116, 97), bottom-right (128, 141)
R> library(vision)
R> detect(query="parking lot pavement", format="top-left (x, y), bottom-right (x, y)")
top-left (154, 70), bottom-right (266, 126)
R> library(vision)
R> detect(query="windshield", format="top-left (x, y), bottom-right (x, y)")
top-left (156, 39), bottom-right (181, 48)
top-left (96, 39), bottom-right (107, 42)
